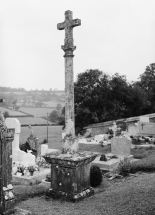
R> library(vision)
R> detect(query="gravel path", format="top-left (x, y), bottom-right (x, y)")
top-left (16, 173), bottom-right (155, 215)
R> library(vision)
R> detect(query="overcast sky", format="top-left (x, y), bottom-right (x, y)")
top-left (0, 0), bottom-right (155, 90)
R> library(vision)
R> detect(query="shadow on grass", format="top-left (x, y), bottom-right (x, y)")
top-left (14, 185), bottom-right (48, 203)
top-left (130, 154), bottom-right (155, 173)
top-left (131, 146), bottom-right (155, 159)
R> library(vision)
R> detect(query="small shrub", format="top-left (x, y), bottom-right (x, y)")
top-left (116, 158), bottom-right (131, 177)
top-left (90, 165), bottom-right (102, 187)
top-left (42, 139), bottom-right (48, 144)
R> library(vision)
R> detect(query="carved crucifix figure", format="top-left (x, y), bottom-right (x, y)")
top-left (57, 11), bottom-right (81, 148)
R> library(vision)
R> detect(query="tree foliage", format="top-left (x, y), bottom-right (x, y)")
top-left (74, 69), bottom-right (148, 133)
top-left (137, 63), bottom-right (155, 113)
top-left (3, 111), bottom-right (9, 118)
top-left (49, 110), bottom-right (59, 122)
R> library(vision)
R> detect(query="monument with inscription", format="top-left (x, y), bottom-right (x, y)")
top-left (44, 10), bottom-right (98, 202)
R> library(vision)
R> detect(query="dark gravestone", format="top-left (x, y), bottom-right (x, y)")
top-left (0, 112), bottom-right (15, 214)
top-left (0, 113), bottom-right (32, 215)
top-left (100, 154), bottom-right (107, 161)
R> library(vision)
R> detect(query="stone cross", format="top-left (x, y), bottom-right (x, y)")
top-left (141, 123), bottom-right (145, 130)
top-left (57, 11), bottom-right (81, 141)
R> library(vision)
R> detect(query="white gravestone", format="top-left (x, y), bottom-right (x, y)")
top-left (41, 144), bottom-right (48, 156)
top-left (111, 137), bottom-right (131, 157)
top-left (140, 116), bottom-right (149, 122)
top-left (5, 118), bottom-right (21, 161)
top-left (18, 150), bottom-right (26, 162)
top-left (23, 151), bottom-right (35, 165)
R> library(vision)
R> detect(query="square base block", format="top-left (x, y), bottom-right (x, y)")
top-left (45, 187), bottom-right (94, 202)
top-left (1, 198), bottom-right (16, 215)
top-left (43, 151), bottom-right (98, 202)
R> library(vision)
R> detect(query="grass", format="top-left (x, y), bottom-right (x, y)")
top-left (0, 106), bottom-right (26, 116)
top-left (14, 185), bottom-right (48, 203)
top-left (17, 117), bottom-right (54, 126)
top-left (130, 153), bottom-right (155, 173)
top-left (20, 125), bottom-right (63, 148)
top-left (13, 143), bottom-right (155, 214)
top-left (20, 107), bottom-right (57, 117)
top-left (131, 146), bottom-right (155, 159)
top-left (15, 173), bottom-right (155, 215)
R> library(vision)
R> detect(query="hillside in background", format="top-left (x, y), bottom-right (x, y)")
top-left (0, 87), bottom-right (64, 126)
top-left (0, 87), bottom-right (65, 109)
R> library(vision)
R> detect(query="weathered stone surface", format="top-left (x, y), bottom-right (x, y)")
top-left (44, 151), bottom-right (98, 201)
top-left (0, 127), bottom-right (15, 214)
top-left (57, 10), bottom-right (81, 150)
top-left (111, 137), bottom-right (131, 156)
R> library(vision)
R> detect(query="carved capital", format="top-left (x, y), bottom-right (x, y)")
top-left (61, 45), bottom-right (76, 57)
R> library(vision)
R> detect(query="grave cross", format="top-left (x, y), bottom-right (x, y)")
top-left (57, 11), bottom-right (81, 142)
top-left (141, 123), bottom-right (145, 130)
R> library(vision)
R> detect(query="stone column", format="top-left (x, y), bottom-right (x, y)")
top-left (64, 55), bottom-right (75, 137)
top-left (57, 10), bottom-right (81, 143)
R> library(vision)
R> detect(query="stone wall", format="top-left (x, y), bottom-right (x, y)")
top-left (85, 113), bottom-right (155, 136)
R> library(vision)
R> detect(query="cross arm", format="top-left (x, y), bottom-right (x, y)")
top-left (72, 19), bottom-right (81, 28)
top-left (57, 22), bottom-right (66, 30)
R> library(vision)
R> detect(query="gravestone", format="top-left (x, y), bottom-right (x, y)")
top-left (5, 118), bottom-right (21, 162)
top-left (111, 137), bottom-right (131, 156)
top-left (140, 116), bottom-right (149, 122)
top-left (26, 125), bottom-right (40, 157)
top-left (0, 113), bottom-right (15, 214)
top-left (138, 121), bottom-right (155, 136)
top-left (92, 137), bottom-right (133, 171)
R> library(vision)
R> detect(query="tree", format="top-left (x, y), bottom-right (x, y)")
top-left (74, 69), bottom-right (111, 133)
top-left (58, 106), bottom-right (65, 128)
top-left (3, 111), bottom-right (9, 118)
top-left (74, 69), bottom-right (147, 134)
top-left (56, 104), bottom-right (63, 116)
top-left (49, 110), bottom-right (59, 122)
top-left (137, 63), bottom-right (155, 113)
top-left (35, 101), bottom-right (43, 107)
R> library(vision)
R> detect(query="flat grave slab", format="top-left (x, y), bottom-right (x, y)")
top-left (92, 153), bottom-right (133, 171)
top-left (12, 168), bottom-right (50, 186)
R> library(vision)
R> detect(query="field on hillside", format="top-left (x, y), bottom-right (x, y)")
top-left (20, 107), bottom-right (55, 117)
top-left (17, 117), bottom-right (53, 126)
top-left (20, 125), bottom-right (63, 149)
top-left (0, 106), bottom-right (26, 116)
top-left (43, 100), bottom-right (64, 107)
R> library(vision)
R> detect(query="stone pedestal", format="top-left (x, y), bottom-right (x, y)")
top-left (0, 128), bottom-right (15, 215)
top-left (44, 151), bottom-right (98, 202)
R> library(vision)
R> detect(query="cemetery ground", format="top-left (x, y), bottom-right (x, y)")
top-left (14, 136), bottom-right (155, 215)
